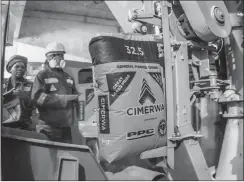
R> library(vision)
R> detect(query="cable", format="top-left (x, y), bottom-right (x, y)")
top-left (215, 38), bottom-right (224, 55)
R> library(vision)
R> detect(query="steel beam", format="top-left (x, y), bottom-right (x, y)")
top-left (215, 2), bottom-right (243, 178)
top-left (125, 1), bottom-right (213, 179)
top-left (167, 43), bottom-right (212, 180)
top-left (161, 0), bottom-right (176, 170)
top-left (23, 9), bottom-right (119, 27)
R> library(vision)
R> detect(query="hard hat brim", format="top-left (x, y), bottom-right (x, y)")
top-left (45, 51), bottom-right (66, 56)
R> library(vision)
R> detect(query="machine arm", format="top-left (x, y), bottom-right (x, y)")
top-left (104, 0), bottom-right (243, 180)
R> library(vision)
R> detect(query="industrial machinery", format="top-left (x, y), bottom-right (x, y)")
top-left (1, 0), bottom-right (243, 180)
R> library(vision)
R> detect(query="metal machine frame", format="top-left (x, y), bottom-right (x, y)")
top-left (123, 0), bottom-right (243, 180)
top-left (153, 1), bottom-right (211, 179)
top-left (1, 0), bottom-right (243, 180)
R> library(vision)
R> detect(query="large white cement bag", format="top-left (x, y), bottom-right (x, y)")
top-left (89, 33), bottom-right (167, 163)
top-left (77, 86), bottom-right (98, 138)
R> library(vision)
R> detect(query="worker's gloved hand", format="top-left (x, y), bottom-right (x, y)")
top-left (71, 95), bottom-right (79, 101)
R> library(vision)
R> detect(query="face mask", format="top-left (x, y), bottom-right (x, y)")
top-left (48, 56), bottom-right (66, 68)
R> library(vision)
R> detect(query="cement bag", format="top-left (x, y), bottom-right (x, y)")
top-left (89, 33), bottom-right (167, 163)
top-left (78, 85), bottom-right (98, 138)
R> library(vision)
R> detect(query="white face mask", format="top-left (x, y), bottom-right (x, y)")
top-left (48, 57), bottom-right (66, 68)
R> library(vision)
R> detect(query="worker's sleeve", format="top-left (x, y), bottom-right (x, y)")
top-left (31, 73), bottom-right (78, 109)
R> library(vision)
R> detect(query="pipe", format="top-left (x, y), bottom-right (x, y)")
top-left (1, 0), bottom-right (10, 71)
top-left (1, 1), bottom-right (10, 180)
top-left (215, 90), bottom-right (243, 180)
top-left (216, 1), bottom-right (243, 179)
top-left (195, 97), bottom-right (201, 132)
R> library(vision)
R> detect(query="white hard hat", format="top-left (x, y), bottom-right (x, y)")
top-left (45, 42), bottom-right (66, 55)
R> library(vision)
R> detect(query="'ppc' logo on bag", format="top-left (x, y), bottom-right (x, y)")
top-left (126, 128), bottom-right (155, 140)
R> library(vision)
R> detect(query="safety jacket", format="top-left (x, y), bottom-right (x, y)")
top-left (31, 67), bottom-right (79, 127)
top-left (3, 77), bottom-right (34, 123)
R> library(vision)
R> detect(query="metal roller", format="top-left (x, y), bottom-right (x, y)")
top-left (179, 1), bottom-right (232, 42)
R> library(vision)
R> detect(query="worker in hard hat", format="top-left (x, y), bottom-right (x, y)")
top-left (31, 42), bottom-right (79, 143)
top-left (3, 55), bottom-right (35, 130)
